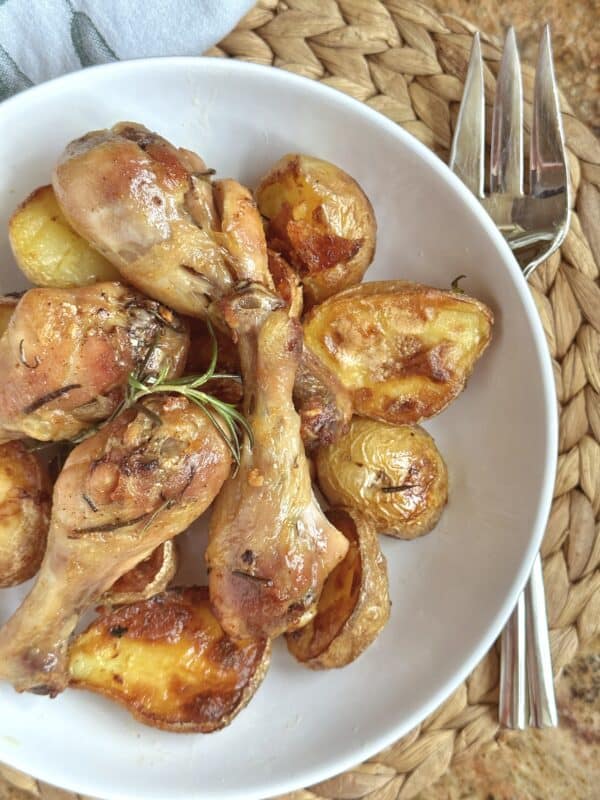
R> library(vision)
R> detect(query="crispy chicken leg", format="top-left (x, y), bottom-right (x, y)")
top-left (53, 123), bottom-right (274, 318)
top-left (267, 250), bottom-right (352, 448)
top-left (0, 395), bottom-right (231, 694)
top-left (206, 285), bottom-right (348, 640)
top-left (0, 283), bottom-right (188, 443)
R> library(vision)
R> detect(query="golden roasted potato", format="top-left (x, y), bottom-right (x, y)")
top-left (102, 540), bottom-right (179, 606)
top-left (316, 418), bottom-right (448, 539)
top-left (0, 441), bottom-right (51, 587)
top-left (286, 508), bottom-right (390, 668)
top-left (9, 185), bottom-right (120, 288)
top-left (0, 296), bottom-right (18, 337)
top-left (256, 154), bottom-right (376, 307)
top-left (69, 587), bottom-right (271, 732)
top-left (304, 280), bottom-right (493, 425)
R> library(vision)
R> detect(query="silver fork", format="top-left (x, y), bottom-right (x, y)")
top-left (449, 26), bottom-right (569, 728)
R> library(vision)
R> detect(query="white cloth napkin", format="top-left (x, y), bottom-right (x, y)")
top-left (0, 0), bottom-right (255, 101)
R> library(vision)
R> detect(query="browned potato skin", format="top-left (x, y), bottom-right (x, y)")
top-left (316, 418), bottom-right (448, 539)
top-left (0, 297), bottom-right (18, 337)
top-left (286, 508), bottom-right (390, 668)
top-left (256, 154), bottom-right (376, 307)
top-left (102, 540), bottom-right (178, 606)
top-left (304, 280), bottom-right (493, 425)
top-left (0, 442), bottom-right (51, 587)
top-left (69, 586), bottom-right (271, 733)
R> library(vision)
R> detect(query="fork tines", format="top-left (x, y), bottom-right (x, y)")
top-left (449, 25), bottom-right (568, 206)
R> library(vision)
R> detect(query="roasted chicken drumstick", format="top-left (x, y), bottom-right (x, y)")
top-left (0, 282), bottom-right (188, 443)
top-left (0, 395), bottom-right (231, 694)
top-left (207, 285), bottom-right (349, 640)
top-left (53, 122), bottom-right (274, 319)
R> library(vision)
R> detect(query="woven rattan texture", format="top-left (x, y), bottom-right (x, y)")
top-left (2, 2), bottom-right (599, 799)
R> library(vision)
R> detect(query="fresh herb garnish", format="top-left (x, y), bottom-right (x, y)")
top-left (25, 320), bottom-right (250, 468)
top-left (124, 320), bottom-right (251, 466)
top-left (450, 274), bottom-right (467, 293)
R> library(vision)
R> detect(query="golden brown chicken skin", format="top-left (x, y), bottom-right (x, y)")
top-left (0, 282), bottom-right (188, 443)
top-left (53, 122), bottom-right (274, 318)
top-left (0, 395), bottom-right (232, 695)
top-left (206, 285), bottom-right (348, 640)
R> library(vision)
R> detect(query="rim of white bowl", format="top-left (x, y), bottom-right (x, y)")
top-left (0, 56), bottom-right (558, 800)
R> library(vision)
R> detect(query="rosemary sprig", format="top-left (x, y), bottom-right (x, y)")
top-left (26, 320), bottom-right (251, 467)
top-left (450, 274), bottom-right (467, 294)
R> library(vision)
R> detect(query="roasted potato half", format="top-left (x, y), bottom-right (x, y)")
top-left (0, 441), bottom-right (51, 587)
top-left (69, 586), bottom-right (271, 732)
top-left (304, 280), bottom-right (493, 425)
top-left (286, 508), bottom-right (389, 668)
top-left (102, 540), bottom-right (179, 606)
top-left (316, 418), bottom-right (448, 539)
top-left (256, 154), bottom-right (376, 307)
top-left (9, 185), bottom-right (120, 288)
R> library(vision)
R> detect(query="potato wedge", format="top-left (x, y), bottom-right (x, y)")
top-left (286, 508), bottom-right (390, 668)
top-left (304, 280), bottom-right (493, 424)
top-left (256, 154), bottom-right (376, 307)
top-left (9, 185), bottom-right (120, 288)
top-left (316, 418), bottom-right (448, 539)
top-left (102, 540), bottom-right (179, 606)
top-left (0, 441), bottom-right (51, 587)
top-left (0, 296), bottom-right (18, 337)
top-left (69, 586), bottom-right (271, 732)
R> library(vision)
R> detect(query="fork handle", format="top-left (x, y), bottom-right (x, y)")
top-left (499, 592), bottom-right (527, 728)
top-left (525, 553), bottom-right (558, 726)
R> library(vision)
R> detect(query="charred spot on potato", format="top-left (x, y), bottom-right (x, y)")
top-left (68, 587), bottom-right (271, 733)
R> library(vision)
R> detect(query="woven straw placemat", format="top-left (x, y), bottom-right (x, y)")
top-left (2, 2), bottom-right (600, 799)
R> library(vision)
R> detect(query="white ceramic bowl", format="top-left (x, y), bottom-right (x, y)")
top-left (0, 58), bottom-right (556, 800)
